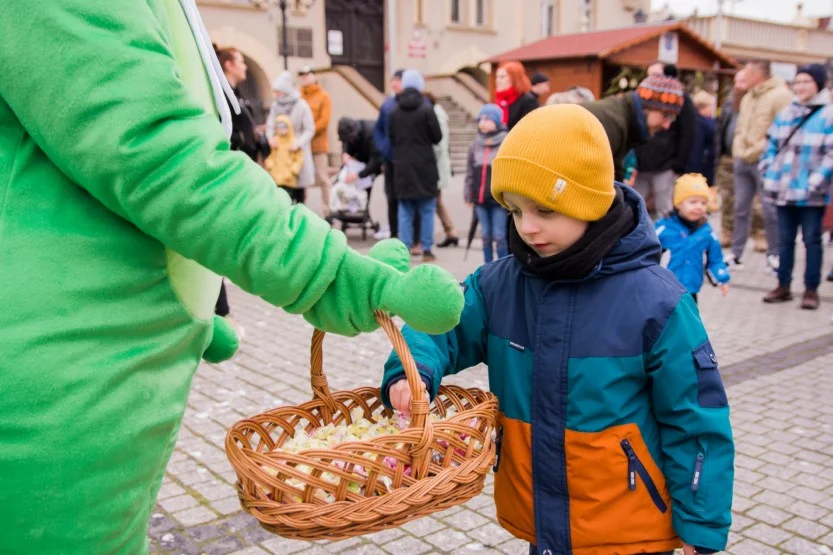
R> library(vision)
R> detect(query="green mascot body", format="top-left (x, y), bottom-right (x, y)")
top-left (0, 0), bottom-right (463, 551)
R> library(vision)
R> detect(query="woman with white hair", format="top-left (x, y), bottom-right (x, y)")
top-left (266, 71), bottom-right (316, 202)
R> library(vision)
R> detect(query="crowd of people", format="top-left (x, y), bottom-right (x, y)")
top-left (217, 50), bottom-right (832, 315)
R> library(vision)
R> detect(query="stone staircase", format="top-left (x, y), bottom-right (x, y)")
top-left (437, 95), bottom-right (477, 176)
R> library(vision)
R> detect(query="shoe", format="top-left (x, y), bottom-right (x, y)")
top-left (422, 251), bottom-right (436, 263)
top-left (763, 286), bottom-right (793, 303)
top-left (827, 268), bottom-right (833, 282)
top-left (767, 254), bottom-right (780, 271)
top-left (410, 244), bottom-right (423, 256)
top-left (724, 255), bottom-right (744, 269)
top-left (436, 236), bottom-right (459, 248)
top-left (373, 228), bottom-right (391, 240)
top-left (800, 290), bottom-right (820, 310)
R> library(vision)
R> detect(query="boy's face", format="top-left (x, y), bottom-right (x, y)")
top-left (478, 116), bottom-right (497, 133)
top-left (504, 192), bottom-right (589, 257)
top-left (697, 104), bottom-right (715, 118)
top-left (276, 123), bottom-right (289, 136)
top-left (677, 196), bottom-right (708, 221)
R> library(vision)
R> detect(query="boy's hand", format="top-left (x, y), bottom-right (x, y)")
top-left (719, 283), bottom-right (730, 296)
top-left (388, 378), bottom-right (426, 417)
top-left (683, 544), bottom-right (697, 555)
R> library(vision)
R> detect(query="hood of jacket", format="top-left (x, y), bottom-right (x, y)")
top-left (272, 114), bottom-right (296, 144)
top-left (397, 88), bottom-right (425, 111)
top-left (796, 87), bottom-right (832, 108)
top-left (595, 184), bottom-right (661, 277)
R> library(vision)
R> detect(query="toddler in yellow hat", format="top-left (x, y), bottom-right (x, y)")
top-left (381, 105), bottom-right (734, 555)
top-left (656, 173), bottom-right (731, 302)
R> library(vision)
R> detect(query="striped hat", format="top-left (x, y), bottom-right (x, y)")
top-left (636, 75), bottom-right (684, 115)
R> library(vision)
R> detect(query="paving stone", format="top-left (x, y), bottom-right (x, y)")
top-left (341, 545), bottom-right (388, 555)
top-left (466, 523), bottom-right (515, 547)
top-left (185, 522), bottom-right (225, 543)
top-left (401, 516), bottom-right (446, 536)
top-left (424, 528), bottom-right (471, 551)
top-left (746, 504), bottom-right (793, 526)
top-left (730, 513), bottom-right (755, 532)
top-left (228, 548), bottom-right (270, 555)
top-left (157, 532), bottom-right (202, 554)
top-left (444, 509), bottom-right (490, 531)
top-left (782, 516), bottom-right (831, 540)
top-left (202, 536), bottom-right (246, 555)
top-left (382, 535), bottom-right (432, 554)
top-left (498, 538), bottom-right (530, 554)
top-left (781, 536), bottom-right (830, 555)
top-left (158, 482), bottom-right (187, 500)
top-left (741, 522), bottom-right (794, 547)
top-left (211, 496), bottom-right (245, 516)
top-left (784, 499), bottom-right (830, 521)
top-left (172, 506), bottom-right (217, 527)
top-left (158, 493), bottom-right (199, 513)
top-left (260, 536), bottom-right (311, 554)
top-left (751, 490), bottom-right (795, 509)
top-left (730, 538), bottom-right (784, 555)
top-left (362, 528), bottom-right (406, 545)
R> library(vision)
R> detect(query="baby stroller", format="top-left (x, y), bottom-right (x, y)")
top-left (325, 158), bottom-right (380, 240)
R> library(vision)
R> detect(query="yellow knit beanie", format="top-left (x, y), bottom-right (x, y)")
top-left (491, 104), bottom-right (615, 221)
top-left (673, 173), bottom-right (710, 207)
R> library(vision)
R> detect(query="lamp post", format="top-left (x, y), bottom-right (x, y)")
top-left (279, 0), bottom-right (289, 70)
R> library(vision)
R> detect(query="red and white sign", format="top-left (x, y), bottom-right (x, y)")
top-left (408, 30), bottom-right (427, 58)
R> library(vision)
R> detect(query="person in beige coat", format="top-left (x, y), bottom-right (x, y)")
top-left (728, 60), bottom-right (793, 271)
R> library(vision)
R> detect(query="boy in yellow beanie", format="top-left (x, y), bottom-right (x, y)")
top-left (656, 174), bottom-right (731, 303)
top-left (381, 105), bottom-right (734, 555)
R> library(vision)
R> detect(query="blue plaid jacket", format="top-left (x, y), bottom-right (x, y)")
top-left (760, 90), bottom-right (833, 207)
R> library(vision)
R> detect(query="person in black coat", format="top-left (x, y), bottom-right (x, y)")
top-left (337, 117), bottom-right (384, 181)
top-left (685, 90), bottom-right (717, 185)
top-left (389, 70), bottom-right (442, 261)
top-left (633, 63), bottom-right (697, 218)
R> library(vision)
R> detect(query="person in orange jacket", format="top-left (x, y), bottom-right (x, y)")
top-left (300, 66), bottom-right (333, 215)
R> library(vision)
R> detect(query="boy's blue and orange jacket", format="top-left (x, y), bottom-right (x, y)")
top-left (382, 187), bottom-right (734, 555)
top-left (655, 214), bottom-right (730, 295)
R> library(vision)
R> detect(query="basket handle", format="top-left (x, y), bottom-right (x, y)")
top-left (309, 311), bottom-right (433, 475)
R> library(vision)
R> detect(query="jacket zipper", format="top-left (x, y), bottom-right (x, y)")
top-left (478, 145), bottom-right (491, 204)
top-left (492, 425), bottom-right (503, 472)
top-left (691, 452), bottom-right (704, 492)
top-left (620, 438), bottom-right (668, 513)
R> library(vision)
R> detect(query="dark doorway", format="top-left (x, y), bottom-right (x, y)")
top-left (325, 0), bottom-right (385, 91)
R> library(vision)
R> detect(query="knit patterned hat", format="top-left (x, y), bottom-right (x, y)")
top-left (673, 173), bottom-right (710, 207)
top-left (636, 75), bottom-right (684, 115)
top-left (477, 104), bottom-right (503, 128)
top-left (491, 104), bottom-right (615, 221)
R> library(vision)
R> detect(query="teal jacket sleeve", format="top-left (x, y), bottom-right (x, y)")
top-left (381, 271), bottom-right (488, 407)
top-left (0, 0), bottom-right (347, 313)
top-left (646, 295), bottom-right (734, 552)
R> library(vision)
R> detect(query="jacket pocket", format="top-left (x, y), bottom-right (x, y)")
top-left (692, 341), bottom-right (729, 408)
top-left (620, 438), bottom-right (668, 512)
top-left (565, 424), bottom-right (676, 551)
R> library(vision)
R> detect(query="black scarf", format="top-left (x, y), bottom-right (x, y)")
top-left (674, 210), bottom-right (706, 232)
top-left (509, 186), bottom-right (636, 281)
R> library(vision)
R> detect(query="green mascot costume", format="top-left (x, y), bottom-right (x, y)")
top-left (0, 0), bottom-right (464, 552)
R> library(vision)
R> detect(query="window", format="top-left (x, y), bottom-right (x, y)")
top-left (542, 0), bottom-right (557, 37)
top-left (277, 26), bottom-right (314, 59)
top-left (474, 0), bottom-right (487, 26)
top-left (450, 0), bottom-right (461, 24)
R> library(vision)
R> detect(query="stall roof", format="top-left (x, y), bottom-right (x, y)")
top-left (485, 22), bottom-right (737, 68)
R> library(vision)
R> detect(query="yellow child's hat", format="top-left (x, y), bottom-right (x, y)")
top-left (673, 173), bottom-right (711, 207)
top-left (491, 104), bottom-right (615, 221)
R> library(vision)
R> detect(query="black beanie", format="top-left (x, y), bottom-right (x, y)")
top-left (531, 72), bottom-right (549, 85)
top-left (797, 64), bottom-right (827, 93)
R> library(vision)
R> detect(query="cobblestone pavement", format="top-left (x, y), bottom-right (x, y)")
top-left (149, 178), bottom-right (833, 554)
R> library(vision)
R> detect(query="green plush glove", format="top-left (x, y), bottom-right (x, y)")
top-left (203, 315), bottom-right (240, 363)
top-left (302, 239), bottom-right (464, 336)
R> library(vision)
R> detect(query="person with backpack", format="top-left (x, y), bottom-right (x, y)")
top-left (760, 64), bottom-right (833, 310)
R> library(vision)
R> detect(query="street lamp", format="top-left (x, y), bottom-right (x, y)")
top-left (250, 0), bottom-right (317, 70)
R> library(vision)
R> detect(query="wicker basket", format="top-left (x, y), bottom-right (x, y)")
top-left (225, 311), bottom-right (498, 540)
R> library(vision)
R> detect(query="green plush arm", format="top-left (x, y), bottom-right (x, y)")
top-left (303, 240), bottom-right (465, 336)
top-left (0, 0), bottom-right (463, 336)
top-left (203, 316), bottom-right (240, 363)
